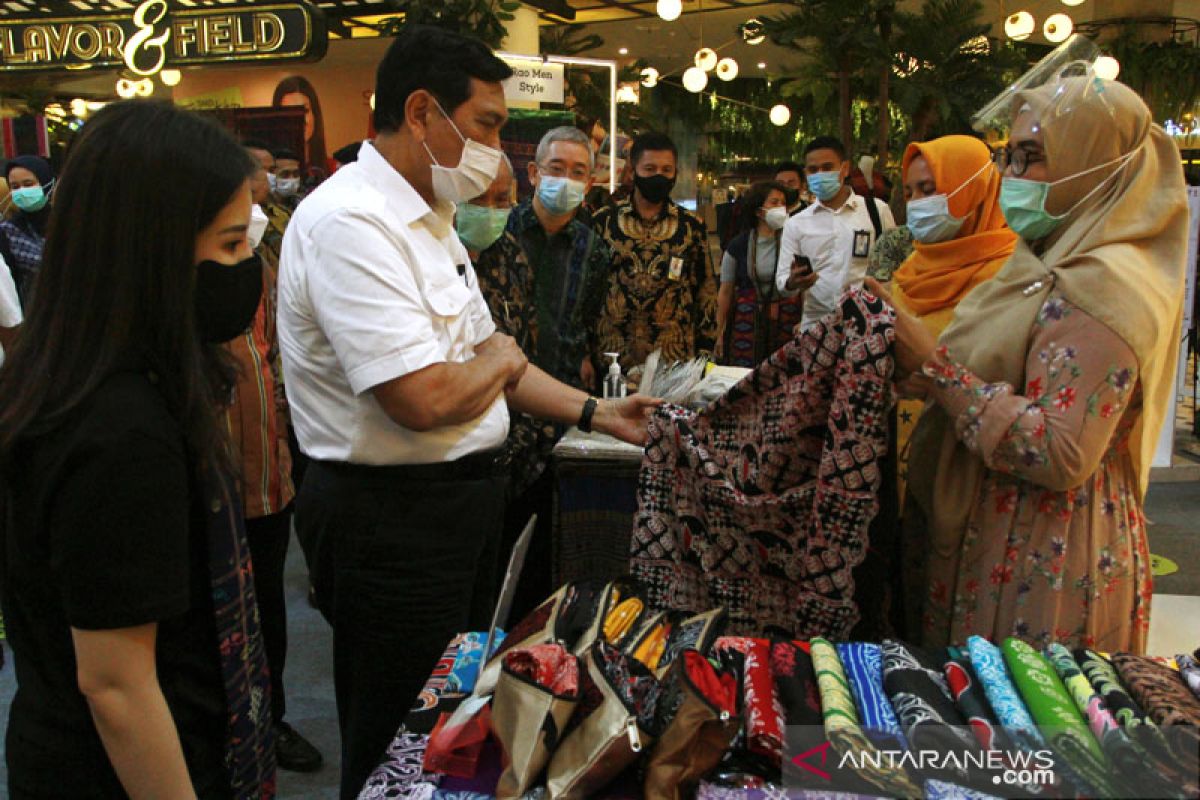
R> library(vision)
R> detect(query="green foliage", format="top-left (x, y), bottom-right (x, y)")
top-left (378, 0), bottom-right (518, 48)
top-left (1106, 27), bottom-right (1200, 123)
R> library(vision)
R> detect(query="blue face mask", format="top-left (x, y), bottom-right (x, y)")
top-left (536, 174), bottom-right (586, 216)
top-left (806, 170), bottom-right (844, 202)
top-left (11, 184), bottom-right (48, 213)
top-left (905, 161), bottom-right (990, 244)
top-left (999, 148), bottom-right (1138, 241)
top-left (455, 202), bottom-right (511, 252)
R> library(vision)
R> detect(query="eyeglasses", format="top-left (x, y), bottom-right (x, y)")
top-left (991, 145), bottom-right (1045, 178)
top-left (539, 163), bottom-right (591, 181)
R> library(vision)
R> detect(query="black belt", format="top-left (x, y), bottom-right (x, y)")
top-left (312, 449), bottom-right (504, 483)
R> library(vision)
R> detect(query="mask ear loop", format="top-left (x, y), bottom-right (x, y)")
top-left (1046, 145), bottom-right (1140, 221)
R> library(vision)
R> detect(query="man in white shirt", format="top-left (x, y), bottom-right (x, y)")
top-left (0, 252), bottom-right (21, 364)
top-left (276, 26), bottom-right (657, 798)
top-left (776, 136), bottom-right (895, 330)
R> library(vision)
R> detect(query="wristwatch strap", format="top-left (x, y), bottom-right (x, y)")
top-left (578, 396), bottom-right (599, 433)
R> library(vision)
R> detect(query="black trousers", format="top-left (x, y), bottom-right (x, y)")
top-left (295, 457), bottom-right (506, 800)
top-left (245, 509), bottom-right (292, 725)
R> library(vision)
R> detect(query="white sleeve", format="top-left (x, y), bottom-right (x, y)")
top-left (306, 210), bottom-right (444, 395)
top-left (776, 215), bottom-right (801, 297)
top-left (877, 199), bottom-right (897, 231)
top-left (0, 253), bottom-right (22, 328)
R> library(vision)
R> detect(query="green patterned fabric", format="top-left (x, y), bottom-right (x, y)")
top-left (1002, 639), bottom-right (1114, 797)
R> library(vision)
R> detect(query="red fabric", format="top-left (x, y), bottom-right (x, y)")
top-left (424, 704), bottom-right (493, 778)
top-left (715, 637), bottom-right (784, 766)
top-left (685, 650), bottom-right (736, 716)
top-left (504, 644), bottom-right (579, 696)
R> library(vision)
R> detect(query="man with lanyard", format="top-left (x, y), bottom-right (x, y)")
top-left (276, 27), bottom-right (657, 798)
top-left (592, 131), bottom-right (718, 373)
top-left (775, 135), bottom-right (896, 331)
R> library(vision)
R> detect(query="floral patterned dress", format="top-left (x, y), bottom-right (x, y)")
top-left (921, 293), bottom-right (1151, 652)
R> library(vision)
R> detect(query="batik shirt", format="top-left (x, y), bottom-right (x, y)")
top-left (592, 199), bottom-right (718, 371)
top-left (506, 199), bottom-right (611, 388)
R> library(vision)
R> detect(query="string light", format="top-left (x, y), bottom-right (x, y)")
top-left (159, 69), bottom-right (181, 86)
top-left (657, 0), bottom-right (681, 22)
top-left (1094, 55), bottom-right (1120, 80)
top-left (682, 66), bottom-right (708, 93)
top-left (695, 48), bottom-right (718, 72)
top-left (769, 104), bottom-right (791, 126)
top-left (1004, 11), bottom-right (1035, 41)
top-left (716, 57), bottom-right (738, 81)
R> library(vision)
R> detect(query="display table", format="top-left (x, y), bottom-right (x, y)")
top-left (550, 428), bottom-right (642, 587)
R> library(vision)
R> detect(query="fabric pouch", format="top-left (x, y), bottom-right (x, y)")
top-left (546, 640), bottom-right (660, 799)
top-left (655, 607), bottom-right (728, 679)
top-left (422, 699), bottom-right (493, 778)
top-left (644, 650), bottom-right (740, 800)
top-left (571, 579), bottom-right (648, 657)
top-left (491, 644), bottom-right (581, 800)
top-left (623, 610), bottom-right (671, 670)
top-left (476, 583), bottom-right (583, 697)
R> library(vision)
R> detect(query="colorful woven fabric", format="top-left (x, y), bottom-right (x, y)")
top-left (631, 289), bottom-right (895, 638)
top-left (358, 733), bottom-right (441, 800)
top-left (716, 637), bottom-right (785, 766)
top-left (923, 780), bottom-right (1003, 800)
top-left (811, 638), bottom-right (920, 797)
top-left (1178, 651), bottom-right (1200, 700)
top-left (967, 636), bottom-right (1044, 752)
top-left (943, 647), bottom-right (1006, 751)
top-left (836, 643), bottom-right (907, 749)
top-left (880, 640), bottom-right (976, 752)
top-left (1110, 652), bottom-right (1200, 763)
top-left (1001, 638), bottom-right (1112, 797)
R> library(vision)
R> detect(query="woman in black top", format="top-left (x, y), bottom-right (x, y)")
top-left (0, 102), bottom-right (275, 797)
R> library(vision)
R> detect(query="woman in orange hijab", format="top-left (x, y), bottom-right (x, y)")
top-left (891, 136), bottom-right (1017, 497)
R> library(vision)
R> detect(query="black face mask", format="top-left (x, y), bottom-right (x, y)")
top-left (194, 253), bottom-right (263, 343)
top-left (783, 187), bottom-right (800, 208)
top-left (634, 173), bottom-right (675, 204)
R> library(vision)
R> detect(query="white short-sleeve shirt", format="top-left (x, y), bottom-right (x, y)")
top-left (775, 192), bottom-right (895, 331)
top-left (0, 254), bottom-right (21, 367)
top-left (277, 141), bottom-right (509, 465)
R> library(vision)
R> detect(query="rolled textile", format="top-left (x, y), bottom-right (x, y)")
top-left (359, 732), bottom-right (442, 800)
top-left (715, 637), bottom-right (786, 767)
top-left (1178, 651), bottom-right (1200, 700)
top-left (771, 639), bottom-right (823, 727)
top-left (1110, 652), bottom-right (1200, 763)
top-left (837, 643), bottom-right (908, 750)
top-left (811, 637), bottom-right (921, 797)
top-left (966, 636), bottom-right (1044, 752)
top-left (880, 640), bottom-right (975, 752)
top-left (1001, 639), bottom-right (1114, 797)
top-left (943, 647), bottom-right (1008, 752)
top-left (923, 779), bottom-right (1003, 800)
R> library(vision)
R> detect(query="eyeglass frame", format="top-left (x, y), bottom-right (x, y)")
top-left (990, 144), bottom-right (1046, 178)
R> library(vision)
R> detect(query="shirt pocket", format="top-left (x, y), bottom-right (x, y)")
top-left (424, 278), bottom-right (476, 362)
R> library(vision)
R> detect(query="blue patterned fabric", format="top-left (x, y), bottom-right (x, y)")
top-left (836, 643), bottom-right (907, 749)
top-left (924, 779), bottom-right (1003, 800)
top-left (966, 636), bottom-right (1045, 749)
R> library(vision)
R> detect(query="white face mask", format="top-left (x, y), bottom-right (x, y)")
top-left (247, 204), bottom-right (269, 249)
top-left (763, 206), bottom-right (789, 231)
top-left (424, 98), bottom-right (502, 204)
top-left (275, 177), bottom-right (301, 198)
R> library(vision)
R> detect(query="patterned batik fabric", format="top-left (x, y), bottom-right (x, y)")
top-left (1110, 652), bottom-right (1200, 763)
top-left (836, 643), bottom-right (907, 750)
top-left (715, 637), bottom-right (786, 766)
top-left (1178, 651), bottom-right (1200, 700)
top-left (923, 779), bottom-right (1003, 800)
top-left (943, 647), bottom-right (1007, 752)
top-left (630, 289), bottom-right (895, 639)
top-left (967, 636), bottom-right (1045, 754)
top-left (358, 733), bottom-right (441, 800)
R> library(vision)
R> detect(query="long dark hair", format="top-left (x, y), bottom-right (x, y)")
top-left (740, 180), bottom-right (787, 232)
top-left (272, 75), bottom-right (327, 172)
top-left (0, 100), bottom-right (255, 475)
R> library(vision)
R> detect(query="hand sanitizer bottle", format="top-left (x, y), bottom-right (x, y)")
top-left (602, 352), bottom-right (627, 399)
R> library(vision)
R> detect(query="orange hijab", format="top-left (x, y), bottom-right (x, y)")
top-left (893, 135), bottom-right (1017, 316)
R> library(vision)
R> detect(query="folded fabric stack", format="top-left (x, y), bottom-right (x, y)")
top-left (360, 584), bottom-right (1200, 800)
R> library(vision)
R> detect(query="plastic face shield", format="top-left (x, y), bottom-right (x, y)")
top-left (972, 35), bottom-right (1108, 143)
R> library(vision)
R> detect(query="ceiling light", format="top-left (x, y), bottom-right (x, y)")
top-left (757, 62), bottom-right (766, 69)
top-left (70, 98), bottom-right (88, 117)
top-left (116, 78), bottom-right (137, 98)
top-left (682, 66), bottom-right (708, 93)
top-left (1043, 13), bottom-right (1073, 43)
top-left (640, 67), bottom-right (660, 88)
top-left (741, 18), bottom-right (765, 45)
top-left (769, 104), bottom-right (791, 126)
top-left (618, 47), bottom-right (628, 55)
top-left (1004, 11), bottom-right (1035, 41)
top-left (695, 47), bottom-right (718, 72)
top-left (716, 57), bottom-right (738, 81)
top-left (1094, 55), bottom-right (1120, 80)
top-left (1061, 0), bottom-right (1085, 5)
top-left (616, 85), bottom-right (639, 104)
top-left (159, 68), bottom-right (181, 86)
top-left (657, 0), bottom-right (681, 22)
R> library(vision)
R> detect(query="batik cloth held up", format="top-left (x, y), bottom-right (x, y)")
top-left (630, 289), bottom-right (895, 639)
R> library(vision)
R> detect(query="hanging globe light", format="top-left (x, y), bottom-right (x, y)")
top-left (657, 0), bottom-right (682, 22)
top-left (1043, 13), bottom-right (1073, 43)
top-left (640, 67), bottom-right (660, 88)
top-left (1004, 11), bottom-right (1036, 41)
top-left (1094, 55), bottom-right (1120, 81)
top-left (716, 57), bottom-right (739, 81)
top-left (741, 18), bottom-right (766, 45)
top-left (695, 48), bottom-right (718, 72)
top-left (769, 104), bottom-right (791, 126)
top-left (682, 66), bottom-right (708, 93)
top-left (1061, 0), bottom-right (1085, 5)
top-left (159, 68), bottom-right (182, 87)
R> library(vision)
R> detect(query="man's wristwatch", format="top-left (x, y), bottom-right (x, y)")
top-left (578, 396), bottom-right (599, 433)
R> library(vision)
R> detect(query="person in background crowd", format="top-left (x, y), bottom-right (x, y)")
top-left (593, 131), bottom-right (718, 373)
top-left (715, 180), bottom-right (802, 367)
top-left (776, 135), bottom-right (896, 331)
top-left (276, 27), bottom-right (658, 797)
top-left (884, 77), bottom-right (1187, 652)
top-left (774, 160), bottom-right (808, 216)
top-left (272, 148), bottom-right (305, 210)
top-left (866, 224), bottom-right (915, 282)
top-left (0, 253), bottom-right (19, 363)
top-left (850, 153), bottom-right (893, 201)
top-left (221, 144), bottom-right (324, 773)
top-left (273, 75), bottom-right (331, 177)
top-left (332, 141), bottom-right (362, 170)
top-left (0, 100), bottom-right (274, 799)
top-left (889, 135), bottom-right (1016, 502)
top-left (0, 156), bottom-right (54, 307)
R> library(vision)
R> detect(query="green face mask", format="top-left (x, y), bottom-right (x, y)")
top-left (998, 147), bottom-right (1138, 241)
top-left (455, 202), bottom-right (511, 252)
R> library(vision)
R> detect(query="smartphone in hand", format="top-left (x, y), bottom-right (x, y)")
top-left (793, 255), bottom-right (813, 275)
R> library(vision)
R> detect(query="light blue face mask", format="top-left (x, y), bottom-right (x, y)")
top-left (11, 184), bottom-right (48, 213)
top-left (905, 161), bottom-right (990, 244)
top-left (455, 202), bottom-right (511, 252)
top-left (999, 147), bottom-right (1138, 241)
top-left (536, 174), bottom-right (586, 216)
top-left (806, 170), bottom-right (844, 203)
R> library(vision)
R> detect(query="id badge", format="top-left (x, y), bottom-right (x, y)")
top-left (852, 230), bottom-right (871, 258)
top-left (668, 256), bottom-right (684, 281)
